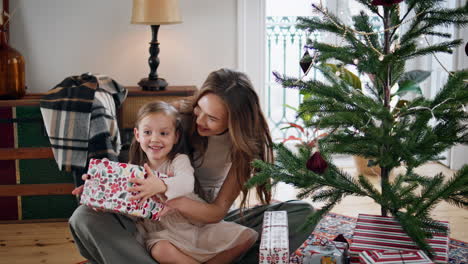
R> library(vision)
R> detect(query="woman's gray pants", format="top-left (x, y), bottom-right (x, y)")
top-left (69, 200), bottom-right (315, 264)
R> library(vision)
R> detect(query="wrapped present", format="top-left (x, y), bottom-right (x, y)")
top-left (359, 250), bottom-right (434, 264)
top-left (259, 211), bottom-right (289, 264)
top-left (290, 234), bottom-right (349, 264)
top-left (80, 158), bottom-right (169, 220)
top-left (350, 214), bottom-right (449, 263)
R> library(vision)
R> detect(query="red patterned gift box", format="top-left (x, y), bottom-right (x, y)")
top-left (350, 214), bottom-right (449, 263)
top-left (359, 250), bottom-right (434, 264)
top-left (80, 158), bottom-right (169, 220)
top-left (259, 211), bottom-right (289, 264)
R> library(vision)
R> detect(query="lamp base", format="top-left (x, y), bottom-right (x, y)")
top-left (138, 77), bottom-right (168, 91)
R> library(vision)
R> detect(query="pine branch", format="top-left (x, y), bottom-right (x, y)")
top-left (390, 0), bottom-right (418, 40)
top-left (414, 165), bottom-right (468, 217)
top-left (299, 192), bottom-right (343, 231)
top-left (354, 0), bottom-right (382, 18)
top-left (394, 212), bottom-right (436, 259)
top-left (401, 39), bottom-right (463, 60)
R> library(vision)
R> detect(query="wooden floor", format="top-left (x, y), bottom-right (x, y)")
top-left (0, 220), bottom-right (85, 264)
top-left (1, 160), bottom-right (467, 264)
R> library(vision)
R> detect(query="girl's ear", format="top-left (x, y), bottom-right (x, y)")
top-left (175, 131), bottom-right (180, 143)
top-left (134, 128), bottom-right (140, 142)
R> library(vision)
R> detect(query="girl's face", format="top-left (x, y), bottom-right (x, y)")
top-left (134, 112), bottom-right (179, 168)
top-left (194, 93), bottom-right (229, 136)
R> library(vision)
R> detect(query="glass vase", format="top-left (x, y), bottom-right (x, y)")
top-left (0, 29), bottom-right (26, 99)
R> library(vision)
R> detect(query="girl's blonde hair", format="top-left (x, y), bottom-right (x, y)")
top-left (129, 101), bottom-right (186, 166)
top-left (188, 68), bottom-right (274, 208)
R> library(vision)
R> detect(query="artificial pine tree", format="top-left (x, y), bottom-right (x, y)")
top-left (248, 0), bottom-right (468, 258)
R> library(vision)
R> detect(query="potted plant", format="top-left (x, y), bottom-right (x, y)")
top-left (248, 0), bottom-right (468, 259)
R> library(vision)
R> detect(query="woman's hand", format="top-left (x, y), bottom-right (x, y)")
top-left (128, 163), bottom-right (167, 206)
top-left (71, 174), bottom-right (90, 195)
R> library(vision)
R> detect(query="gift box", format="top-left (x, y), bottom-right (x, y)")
top-left (259, 211), bottom-right (289, 264)
top-left (350, 214), bottom-right (449, 263)
top-left (359, 250), bottom-right (434, 264)
top-left (80, 158), bottom-right (169, 220)
top-left (302, 238), bottom-right (348, 264)
top-left (290, 234), bottom-right (349, 264)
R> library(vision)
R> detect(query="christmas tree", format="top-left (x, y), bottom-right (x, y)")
top-left (248, 0), bottom-right (468, 258)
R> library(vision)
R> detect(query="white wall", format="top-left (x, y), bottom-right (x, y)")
top-left (9, 0), bottom-right (237, 92)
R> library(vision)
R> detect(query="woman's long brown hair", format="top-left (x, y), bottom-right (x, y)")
top-left (188, 69), bottom-right (274, 208)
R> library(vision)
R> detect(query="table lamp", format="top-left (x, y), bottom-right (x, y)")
top-left (131, 0), bottom-right (182, 91)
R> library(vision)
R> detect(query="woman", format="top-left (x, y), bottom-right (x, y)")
top-left (69, 68), bottom-right (314, 264)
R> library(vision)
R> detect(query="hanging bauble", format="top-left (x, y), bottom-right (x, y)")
top-left (306, 151), bottom-right (328, 174)
top-left (300, 50), bottom-right (313, 74)
top-left (371, 0), bottom-right (403, 6)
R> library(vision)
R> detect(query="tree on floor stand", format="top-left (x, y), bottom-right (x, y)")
top-left (248, 0), bottom-right (468, 259)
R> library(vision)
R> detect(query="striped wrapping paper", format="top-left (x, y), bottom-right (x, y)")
top-left (350, 214), bottom-right (449, 264)
top-left (359, 250), bottom-right (434, 263)
top-left (259, 211), bottom-right (290, 264)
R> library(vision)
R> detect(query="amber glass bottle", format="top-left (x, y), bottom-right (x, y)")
top-left (0, 29), bottom-right (26, 99)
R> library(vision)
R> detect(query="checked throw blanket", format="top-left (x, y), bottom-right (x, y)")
top-left (40, 73), bottom-right (128, 172)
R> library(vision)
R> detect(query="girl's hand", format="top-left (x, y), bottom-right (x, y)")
top-left (71, 174), bottom-right (90, 195)
top-left (128, 163), bottom-right (167, 206)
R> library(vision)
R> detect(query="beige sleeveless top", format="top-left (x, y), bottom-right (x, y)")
top-left (193, 132), bottom-right (232, 203)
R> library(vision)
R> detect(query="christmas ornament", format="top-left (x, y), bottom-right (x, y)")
top-left (300, 50), bottom-right (313, 74)
top-left (353, 58), bottom-right (359, 65)
top-left (428, 117), bottom-right (440, 127)
top-left (371, 0), bottom-right (403, 6)
top-left (378, 55), bottom-right (384, 61)
top-left (306, 152), bottom-right (328, 174)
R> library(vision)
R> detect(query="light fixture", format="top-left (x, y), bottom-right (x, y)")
top-left (131, 0), bottom-right (182, 91)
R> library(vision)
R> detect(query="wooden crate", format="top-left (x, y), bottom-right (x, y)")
top-left (0, 104), bottom-right (77, 221)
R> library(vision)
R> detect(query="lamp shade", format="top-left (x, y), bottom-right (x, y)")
top-left (131, 0), bottom-right (182, 25)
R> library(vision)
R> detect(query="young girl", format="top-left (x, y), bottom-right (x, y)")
top-left (126, 101), bottom-right (257, 264)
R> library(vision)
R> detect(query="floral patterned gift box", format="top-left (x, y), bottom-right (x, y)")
top-left (259, 211), bottom-right (290, 264)
top-left (80, 158), bottom-right (169, 220)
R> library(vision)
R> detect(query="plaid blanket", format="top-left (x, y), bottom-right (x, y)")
top-left (40, 73), bottom-right (128, 172)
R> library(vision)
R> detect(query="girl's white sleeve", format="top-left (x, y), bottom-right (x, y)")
top-left (162, 154), bottom-right (195, 200)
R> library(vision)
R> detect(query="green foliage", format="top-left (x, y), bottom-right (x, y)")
top-left (248, 0), bottom-right (468, 259)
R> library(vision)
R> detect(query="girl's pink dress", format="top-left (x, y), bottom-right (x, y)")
top-left (136, 152), bottom-right (257, 262)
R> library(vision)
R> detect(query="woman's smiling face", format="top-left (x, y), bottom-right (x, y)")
top-left (194, 93), bottom-right (229, 136)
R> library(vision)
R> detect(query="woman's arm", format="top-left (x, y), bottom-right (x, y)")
top-left (166, 167), bottom-right (241, 224)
